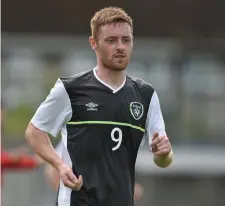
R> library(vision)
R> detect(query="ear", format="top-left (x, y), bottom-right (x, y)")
top-left (89, 36), bottom-right (97, 51)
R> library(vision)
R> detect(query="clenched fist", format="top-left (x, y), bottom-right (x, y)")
top-left (150, 132), bottom-right (171, 155)
top-left (150, 132), bottom-right (173, 168)
top-left (58, 163), bottom-right (83, 191)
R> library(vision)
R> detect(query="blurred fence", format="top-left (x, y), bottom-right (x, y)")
top-left (1, 34), bottom-right (225, 205)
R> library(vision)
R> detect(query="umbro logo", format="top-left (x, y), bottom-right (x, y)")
top-left (85, 102), bottom-right (98, 111)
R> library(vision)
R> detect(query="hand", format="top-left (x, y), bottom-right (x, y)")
top-left (58, 163), bottom-right (83, 191)
top-left (150, 132), bottom-right (171, 156)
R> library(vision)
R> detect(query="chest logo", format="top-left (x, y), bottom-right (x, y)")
top-left (130, 102), bottom-right (144, 120)
top-left (85, 102), bottom-right (98, 111)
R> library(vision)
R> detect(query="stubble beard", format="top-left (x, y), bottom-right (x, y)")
top-left (102, 58), bottom-right (128, 72)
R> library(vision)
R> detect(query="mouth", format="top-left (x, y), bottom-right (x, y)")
top-left (114, 55), bottom-right (126, 58)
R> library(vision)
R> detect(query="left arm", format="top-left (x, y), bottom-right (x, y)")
top-left (145, 91), bottom-right (173, 168)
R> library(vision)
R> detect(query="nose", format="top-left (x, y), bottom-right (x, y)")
top-left (116, 40), bottom-right (125, 51)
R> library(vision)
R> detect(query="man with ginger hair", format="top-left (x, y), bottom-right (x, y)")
top-left (26, 7), bottom-right (173, 205)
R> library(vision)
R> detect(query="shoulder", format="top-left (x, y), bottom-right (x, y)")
top-left (60, 70), bottom-right (93, 89)
top-left (47, 79), bottom-right (68, 100)
top-left (127, 75), bottom-right (155, 96)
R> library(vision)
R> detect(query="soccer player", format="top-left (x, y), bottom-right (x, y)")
top-left (25, 7), bottom-right (173, 205)
top-left (44, 141), bottom-right (144, 201)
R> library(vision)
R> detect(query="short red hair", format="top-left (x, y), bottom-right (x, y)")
top-left (90, 7), bottom-right (133, 40)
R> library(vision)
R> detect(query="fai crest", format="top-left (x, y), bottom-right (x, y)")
top-left (130, 102), bottom-right (144, 120)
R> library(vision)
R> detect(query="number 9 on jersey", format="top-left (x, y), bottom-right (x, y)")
top-left (111, 127), bottom-right (123, 151)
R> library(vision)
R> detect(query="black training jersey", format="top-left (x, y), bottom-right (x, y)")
top-left (31, 67), bottom-right (167, 206)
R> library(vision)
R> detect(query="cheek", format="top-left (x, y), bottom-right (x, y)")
top-left (127, 47), bottom-right (133, 56)
top-left (128, 44), bottom-right (133, 52)
top-left (101, 46), bottom-right (114, 57)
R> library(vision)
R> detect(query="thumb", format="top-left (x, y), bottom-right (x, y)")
top-left (68, 171), bottom-right (78, 183)
top-left (152, 132), bottom-right (159, 140)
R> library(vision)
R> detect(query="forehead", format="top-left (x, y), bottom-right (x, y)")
top-left (98, 22), bottom-right (132, 39)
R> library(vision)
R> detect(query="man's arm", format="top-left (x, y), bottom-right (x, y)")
top-left (151, 133), bottom-right (173, 168)
top-left (25, 124), bottom-right (63, 170)
top-left (25, 79), bottom-right (69, 169)
top-left (25, 124), bottom-right (83, 190)
top-left (25, 79), bottom-right (83, 190)
top-left (145, 91), bottom-right (173, 168)
top-left (43, 140), bottom-right (62, 191)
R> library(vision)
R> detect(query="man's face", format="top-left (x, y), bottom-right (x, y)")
top-left (93, 22), bottom-right (133, 71)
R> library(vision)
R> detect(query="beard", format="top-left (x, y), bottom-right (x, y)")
top-left (101, 57), bottom-right (129, 71)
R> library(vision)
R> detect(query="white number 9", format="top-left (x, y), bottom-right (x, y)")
top-left (111, 127), bottom-right (123, 151)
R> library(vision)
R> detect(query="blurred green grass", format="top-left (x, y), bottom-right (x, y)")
top-left (4, 104), bottom-right (34, 141)
top-left (3, 104), bottom-right (60, 146)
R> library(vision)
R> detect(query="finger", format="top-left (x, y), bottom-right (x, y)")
top-left (152, 132), bottom-right (159, 141)
top-left (150, 145), bottom-right (157, 153)
top-left (156, 144), bottom-right (169, 151)
top-left (74, 175), bottom-right (82, 186)
top-left (78, 175), bottom-right (83, 183)
top-left (156, 137), bottom-right (170, 150)
top-left (156, 138), bottom-right (169, 147)
top-left (73, 175), bottom-right (83, 191)
top-left (63, 176), bottom-right (77, 189)
top-left (154, 148), bottom-right (171, 156)
top-left (77, 176), bottom-right (83, 190)
top-left (151, 136), bottom-right (163, 146)
top-left (77, 175), bottom-right (83, 187)
top-left (67, 171), bottom-right (79, 184)
top-left (156, 139), bottom-right (170, 150)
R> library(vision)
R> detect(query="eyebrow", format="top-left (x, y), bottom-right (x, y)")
top-left (106, 36), bottom-right (131, 39)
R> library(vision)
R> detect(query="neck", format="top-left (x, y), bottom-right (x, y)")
top-left (95, 64), bottom-right (126, 90)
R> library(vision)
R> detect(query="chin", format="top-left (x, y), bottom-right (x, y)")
top-left (105, 64), bottom-right (127, 71)
top-left (103, 61), bottom-right (128, 71)
top-left (113, 66), bottom-right (126, 71)
top-left (112, 62), bottom-right (128, 71)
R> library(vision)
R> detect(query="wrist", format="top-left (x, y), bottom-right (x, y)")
top-left (53, 159), bottom-right (65, 171)
top-left (153, 150), bottom-right (173, 168)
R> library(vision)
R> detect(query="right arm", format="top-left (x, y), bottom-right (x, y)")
top-left (25, 79), bottom-right (69, 170)
top-left (25, 124), bottom-right (63, 170)
top-left (44, 141), bottom-right (63, 191)
top-left (25, 79), bottom-right (83, 190)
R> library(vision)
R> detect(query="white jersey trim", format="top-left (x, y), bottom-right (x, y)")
top-left (31, 79), bottom-right (72, 137)
top-left (93, 67), bottom-right (126, 93)
top-left (144, 91), bottom-right (167, 146)
top-left (57, 127), bottom-right (72, 206)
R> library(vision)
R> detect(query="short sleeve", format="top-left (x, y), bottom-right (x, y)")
top-left (144, 91), bottom-right (167, 145)
top-left (31, 79), bottom-right (72, 137)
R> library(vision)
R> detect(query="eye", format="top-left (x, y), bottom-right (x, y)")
top-left (107, 39), bottom-right (114, 44)
top-left (123, 38), bottom-right (131, 43)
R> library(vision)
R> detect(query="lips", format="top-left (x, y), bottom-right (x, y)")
top-left (114, 54), bottom-right (126, 58)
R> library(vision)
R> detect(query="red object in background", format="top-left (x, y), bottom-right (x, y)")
top-left (1, 148), bottom-right (39, 186)
top-left (1, 149), bottom-right (39, 169)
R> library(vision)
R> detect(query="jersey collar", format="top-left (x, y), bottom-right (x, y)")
top-left (93, 67), bottom-right (126, 94)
